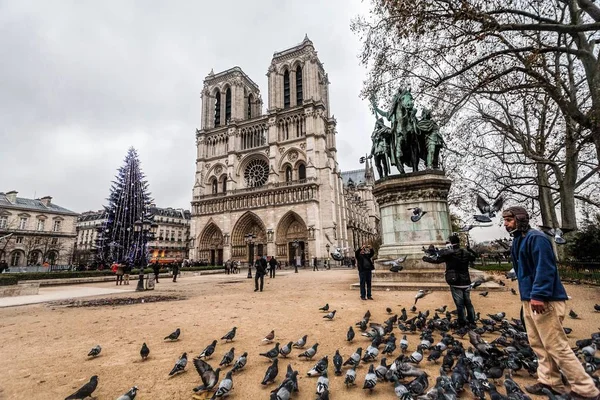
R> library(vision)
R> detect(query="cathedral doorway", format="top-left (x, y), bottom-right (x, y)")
top-left (231, 211), bottom-right (266, 263)
top-left (276, 211), bottom-right (308, 266)
top-left (198, 222), bottom-right (224, 265)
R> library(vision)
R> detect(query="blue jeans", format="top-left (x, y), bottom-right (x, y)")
top-left (450, 286), bottom-right (475, 325)
top-left (359, 269), bottom-right (372, 299)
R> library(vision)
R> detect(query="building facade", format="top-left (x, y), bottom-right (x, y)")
top-left (190, 37), bottom-right (378, 266)
top-left (73, 209), bottom-right (105, 266)
top-left (0, 191), bottom-right (78, 267)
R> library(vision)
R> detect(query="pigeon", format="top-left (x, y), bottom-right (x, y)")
top-left (298, 343), bottom-right (319, 360)
top-left (594, 304), bottom-right (600, 312)
top-left (511, 288), bottom-right (517, 295)
top-left (279, 341), bottom-right (294, 358)
top-left (400, 308), bottom-right (408, 321)
top-left (272, 365), bottom-right (299, 394)
top-left (479, 291), bottom-right (489, 297)
top-left (539, 226), bottom-right (567, 244)
top-left (260, 342), bottom-right (280, 360)
top-left (323, 310), bottom-right (336, 320)
top-left (383, 256), bottom-right (407, 272)
top-left (271, 379), bottom-right (295, 400)
top-left (221, 327), bottom-right (237, 342)
top-left (169, 352), bottom-right (188, 376)
top-left (506, 269), bottom-right (517, 281)
top-left (414, 289), bottom-right (428, 305)
top-left (344, 366), bottom-right (357, 387)
top-left (333, 350), bottom-right (343, 375)
top-left (391, 375), bottom-right (410, 398)
top-left (375, 357), bottom-right (388, 380)
top-left (219, 347), bottom-right (235, 367)
top-left (87, 345), bottom-right (101, 358)
top-left (316, 387), bottom-right (329, 400)
top-left (164, 328), bottom-right (180, 341)
top-left (209, 370), bottom-right (233, 400)
top-left (362, 344), bottom-right (380, 363)
top-left (400, 335), bottom-right (409, 353)
top-left (319, 303), bottom-right (329, 312)
top-left (475, 194), bottom-right (504, 219)
top-left (199, 340), bottom-right (218, 359)
top-left (563, 327), bottom-right (573, 335)
top-left (316, 370), bottom-right (329, 395)
top-left (435, 305), bottom-right (447, 313)
top-left (263, 330), bottom-right (275, 343)
top-left (347, 326), bottom-right (355, 342)
top-left (363, 364), bottom-right (378, 391)
top-left (292, 334), bottom-right (307, 348)
top-left (65, 375), bottom-right (98, 400)
top-left (261, 358), bottom-right (279, 385)
top-left (569, 309), bottom-right (579, 319)
top-left (407, 373), bottom-right (429, 396)
top-left (140, 343), bottom-right (149, 360)
top-left (231, 352), bottom-right (247, 373)
top-left (343, 347), bottom-right (362, 368)
top-left (409, 348), bottom-right (423, 364)
top-left (409, 207), bottom-right (427, 222)
top-left (116, 386), bottom-right (138, 400)
top-left (193, 358), bottom-right (221, 392)
top-left (386, 307), bottom-right (393, 314)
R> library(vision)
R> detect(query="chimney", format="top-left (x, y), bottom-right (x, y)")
top-left (40, 196), bottom-right (52, 207)
top-left (6, 191), bottom-right (17, 203)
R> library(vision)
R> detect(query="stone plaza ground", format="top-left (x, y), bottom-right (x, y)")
top-left (0, 268), bottom-right (598, 399)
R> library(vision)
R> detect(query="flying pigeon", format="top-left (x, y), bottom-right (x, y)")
top-left (319, 303), bottom-right (329, 312)
top-left (330, 247), bottom-right (347, 261)
top-left (221, 327), bottom-right (237, 342)
top-left (219, 347), bottom-right (235, 367)
top-left (298, 343), bottom-right (319, 360)
top-left (316, 370), bottom-right (329, 395)
top-left (140, 343), bottom-right (149, 360)
top-left (307, 356), bottom-right (329, 377)
top-left (409, 207), bottom-right (427, 222)
top-left (116, 386), bottom-right (138, 400)
top-left (363, 364), bottom-right (378, 391)
top-left (87, 345), bottom-right (101, 358)
top-left (323, 310), bottom-right (337, 320)
top-left (344, 366), bottom-right (357, 387)
top-left (231, 352), bottom-right (247, 373)
top-left (292, 334), bottom-right (307, 348)
top-left (347, 326), bottom-right (355, 342)
top-left (261, 358), bottom-right (279, 385)
top-left (164, 328), bottom-right (180, 341)
top-left (65, 375), bottom-right (98, 400)
top-left (279, 341), bottom-right (294, 358)
top-left (479, 291), bottom-right (489, 297)
top-left (263, 330), bottom-right (275, 343)
top-left (383, 255), bottom-right (407, 272)
top-left (414, 289), bottom-right (428, 305)
top-left (209, 370), bottom-right (233, 400)
top-left (192, 358), bottom-right (221, 392)
top-left (475, 194), bottom-right (504, 220)
top-left (198, 340), bottom-right (218, 359)
top-left (169, 352), bottom-right (188, 376)
top-left (333, 350), bottom-right (343, 375)
top-left (260, 342), bottom-right (280, 360)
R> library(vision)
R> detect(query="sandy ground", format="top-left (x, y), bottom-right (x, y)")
top-left (0, 268), bottom-right (598, 400)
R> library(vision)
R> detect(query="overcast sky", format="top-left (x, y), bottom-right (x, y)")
top-left (0, 0), bottom-right (507, 242)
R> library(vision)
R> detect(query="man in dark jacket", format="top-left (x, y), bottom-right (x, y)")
top-left (254, 255), bottom-right (267, 292)
top-left (355, 244), bottom-right (375, 300)
top-left (268, 256), bottom-right (277, 278)
top-left (423, 235), bottom-right (477, 327)
top-left (503, 206), bottom-right (599, 400)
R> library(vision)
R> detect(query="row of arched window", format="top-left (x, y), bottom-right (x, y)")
top-left (214, 89), bottom-right (256, 127)
top-left (284, 163), bottom-right (306, 182)
top-left (210, 176), bottom-right (227, 195)
top-left (283, 65), bottom-right (303, 109)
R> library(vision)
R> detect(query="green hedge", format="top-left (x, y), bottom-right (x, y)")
top-left (0, 275), bottom-right (18, 286)
top-left (472, 263), bottom-right (513, 272)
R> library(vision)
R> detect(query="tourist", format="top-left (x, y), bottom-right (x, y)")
top-left (172, 262), bottom-right (180, 283)
top-left (152, 262), bottom-right (160, 283)
top-left (503, 206), bottom-right (599, 399)
top-left (224, 259), bottom-right (231, 275)
top-left (268, 256), bottom-right (277, 278)
top-left (422, 235), bottom-right (477, 327)
top-left (254, 254), bottom-right (267, 292)
top-left (313, 257), bottom-right (319, 271)
top-left (123, 262), bottom-right (131, 285)
top-left (355, 244), bottom-right (375, 300)
top-left (115, 262), bottom-right (124, 286)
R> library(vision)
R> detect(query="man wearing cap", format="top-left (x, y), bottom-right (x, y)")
top-left (503, 206), bottom-right (599, 400)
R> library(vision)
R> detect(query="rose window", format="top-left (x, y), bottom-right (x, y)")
top-left (244, 159), bottom-right (269, 187)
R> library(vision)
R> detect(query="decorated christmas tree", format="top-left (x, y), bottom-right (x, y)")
top-left (96, 147), bottom-right (153, 266)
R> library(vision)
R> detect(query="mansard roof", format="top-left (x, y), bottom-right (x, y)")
top-left (0, 192), bottom-right (78, 216)
top-left (149, 206), bottom-right (191, 220)
top-left (340, 169), bottom-right (369, 187)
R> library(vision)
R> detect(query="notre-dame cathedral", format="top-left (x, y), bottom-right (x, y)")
top-left (190, 36), bottom-right (379, 266)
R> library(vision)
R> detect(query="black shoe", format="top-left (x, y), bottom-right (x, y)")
top-left (254, 289), bottom-right (258, 292)
top-left (360, 297), bottom-right (366, 300)
top-left (524, 383), bottom-right (562, 396)
top-left (367, 297), bottom-right (374, 300)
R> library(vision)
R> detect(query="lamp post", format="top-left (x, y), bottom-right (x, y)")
top-left (245, 233), bottom-right (255, 279)
top-left (134, 219), bottom-right (157, 291)
top-left (325, 244), bottom-right (330, 270)
top-left (292, 240), bottom-right (299, 273)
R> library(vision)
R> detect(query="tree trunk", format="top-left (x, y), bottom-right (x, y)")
top-left (559, 123), bottom-right (579, 231)
top-left (537, 163), bottom-right (559, 228)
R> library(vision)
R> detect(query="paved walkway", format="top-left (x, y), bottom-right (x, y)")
top-left (0, 285), bottom-right (136, 308)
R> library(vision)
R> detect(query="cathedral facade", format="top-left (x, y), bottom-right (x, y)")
top-left (190, 37), bottom-right (378, 266)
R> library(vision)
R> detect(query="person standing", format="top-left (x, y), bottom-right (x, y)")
top-left (152, 262), bottom-right (160, 283)
top-left (422, 235), bottom-right (477, 327)
top-left (503, 206), bottom-right (599, 400)
top-left (172, 262), bottom-right (180, 283)
top-left (254, 255), bottom-right (267, 292)
top-left (313, 257), bottom-right (319, 271)
top-left (115, 262), bottom-right (124, 286)
top-left (268, 256), bottom-right (277, 278)
top-left (355, 244), bottom-right (375, 300)
top-left (123, 262), bottom-right (131, 285)
top-left (224, 259), bottom-right (232, 275)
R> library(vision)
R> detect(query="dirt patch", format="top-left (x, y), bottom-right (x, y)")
top-left (50, 295), bottom-right (183, 307)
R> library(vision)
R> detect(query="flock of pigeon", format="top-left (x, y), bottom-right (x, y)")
top-left (65, 283), bottom-right (600, 399)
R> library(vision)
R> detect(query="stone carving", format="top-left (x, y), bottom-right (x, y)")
top-left (236, 154), bottom-right (242, 160)
top-left (300, 143), bottom-right (306, 150)
top-left (288, 151), bottom-right (299, 162)
top-left (215, 165), bottom-right (223, 175)
top-left (375, 188), bottom-right (450, 207)
top-left (279, 147), bottom-right (286, 154)
top-left (205, 163), bottom-right (211, 169)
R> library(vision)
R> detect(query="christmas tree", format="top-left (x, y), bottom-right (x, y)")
top-left (96, 147), bottom-right (153, 266)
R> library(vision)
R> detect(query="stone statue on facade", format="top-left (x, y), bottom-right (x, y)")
top-left (368, 117), bottom-right (391, 178)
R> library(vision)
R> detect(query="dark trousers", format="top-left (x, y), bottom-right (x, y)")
top-left (358, 269), bottom-right (372, 299)
top-left (450, 286), bottom-right (476, 325)
top-left (269, 267), bottom-right (275, 278)
top-left (255, 273), bottom-right (264, 291)
top-left (313, 263), bottom-right (319, 271)
top-left (172, 268), bottom-right (179, 282)
top-left (154, 271), bottom-right (160, 283)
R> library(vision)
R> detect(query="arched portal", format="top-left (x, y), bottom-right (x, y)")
top-left (231, 212), bottom-right (266, 263)
top-left (275, 211), bottom-right (308, 265)
top-left (197, 222), bottom-right (224, 265)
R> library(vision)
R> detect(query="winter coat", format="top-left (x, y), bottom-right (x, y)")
top-left (424, 247), bottom-right (475, 286)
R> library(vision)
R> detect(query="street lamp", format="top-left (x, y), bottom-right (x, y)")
top-left (245, 233), bottom-right (256, 278)
top-left (134, 218), bottom-right (156, 291)
top-left (292, 240), bottom-right (300, 273)
top-left (325, 244), bottom-right (330, 270)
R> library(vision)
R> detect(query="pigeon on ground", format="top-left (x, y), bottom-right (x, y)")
top-left (511, 288), bottom-right (517, 295)
top-left (221, 327), bottom-right (237, 342)
top-left (435, 305), bottom-right (447, 313)
top-left (479, 291), bottom-right (489, 297)
top-left (263, 330), bottom-right (275, 343)
top-left (292, 334), bottom-right (307, 348)
top-left (409, 348), bottom-right (423, 364)
top-left (323, 310), bottom-right (336, 320)
top-left (279, 341), bottom-right (294, 358)
top-left (164, 328), bottom-right (180, 341)
top-left (116, 386), bottom-right (138, 400)
top-left (347, 326), bottom-right (355, 342)
top-left (231, 352), bottom-right (247, 373)
top-left (407, 373), bottom-right (429, 396)
top-left (140, 343), bottom-right (149, 360)
top-left (316, 370), bottom-right (329, 395)
top-left (271, 379), bottom-right (295, 400)
top-left (169, 352), bottom-right (188, 376)
top-left (199, 340), bottom-right (218, 359)
top-left (319, 303), bottom-right (329, 312)
top-left (272, 365), bottom-right (299, 394)
top-left (344, 366), bottom-right (357, 387)
top-left (261, 358), bottom-right (279, 385)
top-left (65, 375), bottom-right (98, 400)
top-left (594, 304), bottom-right (600, 312)
top-left (343, 347), bottom-right (362, 368)
top-left (400, 335), bottom-right (409, 353)
top-left (192, 358), bottom-right (221, 392)
top-left (333, 350), bottom-right (343, 375)
top-left (475, 194), bottom-right (504, 220)
top-left (316, 387), bottom-right (329, 400)
top-left (386, 307), bottom-right (393, 314)
top-left (87, 345), bottom-right (101, 358)
top-left (391, 375), bottom-right (410, 398)
top-left (569, 309), bottom-right (579, 319)
top-left (410, 305), bottom-right (417, 312)
top-left (363, 364), bottom-right (378, 391)
top-left (219, 347), bottom-right (235, 367)
top-left (409, 207), bottom-right (427, 222)
top-left (209, 370), bottom-right (233, 400)
top-left (260, 343), bottom-right (280, 360)
top-left (362, 344), bottom-right (380, 363)
top-left (375, 357), bottom-right (388, 380)
top-left (298, 343), bottom-right (319, 360)
top-left (563, 327), bottom-right (573, 335)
